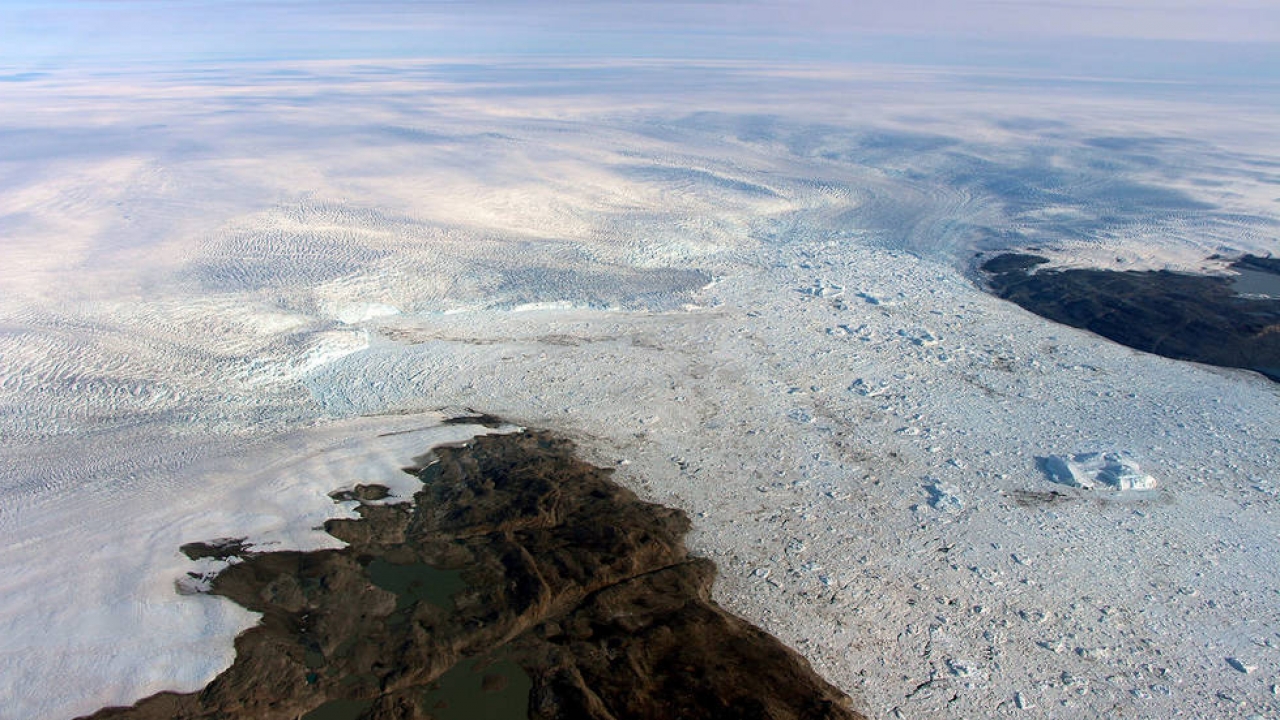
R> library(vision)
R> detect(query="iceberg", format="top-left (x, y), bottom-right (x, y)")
top-left (1042, 452), bottom-right (1157, 491)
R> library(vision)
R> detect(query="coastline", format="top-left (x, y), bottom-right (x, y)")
top-left (980, 253), bottom-right (1280, 382)
top-left (83, 427), bottom-right (862, 720)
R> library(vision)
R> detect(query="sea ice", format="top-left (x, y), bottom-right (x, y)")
top-left (1226, 657), bottom-right (1256, 674)
top-left (799, 280), bottom-right (845, 298)
top-left (1042, 452), bottom-right (1158, 491)
top-left (926, 479), bottom-right (964, 513)
top-left (898, 327), bottom-right (940, 347)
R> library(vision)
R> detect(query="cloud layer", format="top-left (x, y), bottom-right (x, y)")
top-left (3, 1), bottom-right (1280, 70)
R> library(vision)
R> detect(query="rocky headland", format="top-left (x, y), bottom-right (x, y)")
top-left (981, 253), bottom-right (1280, 382)
top-left (81, 428), bottom-right (863, 720)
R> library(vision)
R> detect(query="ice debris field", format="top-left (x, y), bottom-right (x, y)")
top-left (1, 61), bottom-right (1280, 719)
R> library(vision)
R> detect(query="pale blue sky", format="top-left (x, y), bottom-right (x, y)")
top-left (2, 0), bottom-right (1278, 79)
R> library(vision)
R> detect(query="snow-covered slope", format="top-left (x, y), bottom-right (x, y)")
top-left (1, 62), bottom-right (1278, 719)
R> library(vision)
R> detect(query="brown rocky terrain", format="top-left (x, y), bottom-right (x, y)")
top-left (81, 429), bottom-right (864, 720)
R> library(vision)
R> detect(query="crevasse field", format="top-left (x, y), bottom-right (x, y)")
top-left (2, 60), bottom-right (1280, 719)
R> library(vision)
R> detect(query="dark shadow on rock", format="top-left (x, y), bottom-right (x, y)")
top-left (179, 537), bottom-right (251, 562)
top-left (1007, 489), bottom-right (1072, 508)
top-left (440, 411), bottom-right (509, 429)
top-left (980, 253), bottom-right (1280, 382)
top-left (82, 429), bottom-right (864, 720)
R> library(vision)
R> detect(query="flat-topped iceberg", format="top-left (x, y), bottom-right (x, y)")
top-left (1042, 452), bottom-right (1157, 491)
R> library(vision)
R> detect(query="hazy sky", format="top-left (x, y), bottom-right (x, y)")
top-left (2, 0), bottom-right (1279, 78)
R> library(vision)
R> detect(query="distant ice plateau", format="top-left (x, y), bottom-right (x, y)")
top-left (1, 61), bottom-right (1279, 720)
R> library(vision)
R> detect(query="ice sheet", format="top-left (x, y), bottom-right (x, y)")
top-left (0, 414), bottom-right (508, 719)
top-left (1, 61), bottom-right (1279, 719)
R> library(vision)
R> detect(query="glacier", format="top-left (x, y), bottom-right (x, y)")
top-left (0, 61), bottom-right (1278, 719)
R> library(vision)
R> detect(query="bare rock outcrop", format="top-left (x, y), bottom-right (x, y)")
top-left (82, 429), bottom-right (864, 720)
